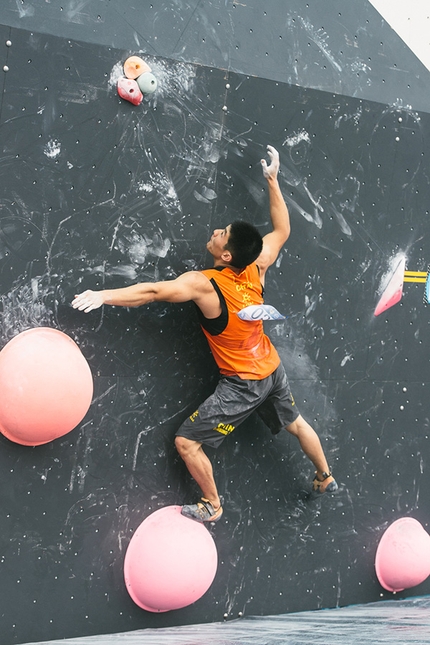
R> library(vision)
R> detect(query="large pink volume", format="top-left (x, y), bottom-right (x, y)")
top-left (375, 517), bottom-right (430, 592)
top-left (124, 506), bottom-right (218, 612)
top-left (0, 327), bottom-right (93, 446)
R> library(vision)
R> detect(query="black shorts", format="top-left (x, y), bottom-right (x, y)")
top-left (176, 363), bottom-right (299, 448)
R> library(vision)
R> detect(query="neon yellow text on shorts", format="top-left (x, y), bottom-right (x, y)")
top-left (214, 422), bottom-right (235, 435)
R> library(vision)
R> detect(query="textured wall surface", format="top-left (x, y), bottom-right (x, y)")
top-left (27, 597), bottom-right (430, 645)
top-left (0, 2), bottom-right (429, 644)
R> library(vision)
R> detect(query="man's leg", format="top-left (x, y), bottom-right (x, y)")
top-left (175, 435), bottom-right (222, 516)
top-left (286, 414), bottom-right (337, 493)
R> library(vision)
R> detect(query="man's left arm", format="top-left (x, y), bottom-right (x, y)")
top-left (257, 145), bottom-right (291, 277)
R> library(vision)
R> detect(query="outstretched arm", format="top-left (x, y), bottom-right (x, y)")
top-left (257, 145), bottom-right (290, 277)
top-left (72, 271), bottom-right (213, 313)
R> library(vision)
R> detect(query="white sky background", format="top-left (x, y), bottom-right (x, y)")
top-left (368, 0), bottom-right (430, 71)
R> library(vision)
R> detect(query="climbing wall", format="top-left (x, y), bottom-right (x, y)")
top-left (0, 2), bottom-right (429, 644)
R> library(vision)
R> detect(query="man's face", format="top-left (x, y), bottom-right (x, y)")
top-left (207, 225), bottom-right (231, 258)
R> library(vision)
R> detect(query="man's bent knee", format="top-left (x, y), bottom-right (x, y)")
top-left (175, 435), bottom-right (201, 458)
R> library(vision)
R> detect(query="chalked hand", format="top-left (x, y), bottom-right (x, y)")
top-left (72, 290), bottom-right (104, 313)
top-left (261, 144), bottom-right (279, 179)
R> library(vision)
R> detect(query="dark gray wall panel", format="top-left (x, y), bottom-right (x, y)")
top-left (0, 1), bottom-right (429, 111)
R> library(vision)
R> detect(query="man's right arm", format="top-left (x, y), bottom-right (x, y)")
top-left (72, 271), bottom-right (213, 313)
top-left (257, 145), bottom-right (291, 278)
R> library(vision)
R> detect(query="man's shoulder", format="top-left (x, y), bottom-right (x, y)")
top-left (181, 270), bottom-right (213, 285)
top-left (179, 270), bottom-right (218, 299)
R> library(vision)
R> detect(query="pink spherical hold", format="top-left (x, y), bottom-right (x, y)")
top-left (375, 517), bottom-right (430, 592)
top-left (0, 328), bottom-right (93, 446)
top-left (124, 506), bottom-right (218, 612)
top-left (117, 77), bottom-right (143, 105)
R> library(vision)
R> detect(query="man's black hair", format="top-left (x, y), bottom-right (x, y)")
top-left (225, 220), bottom-right (263, 269)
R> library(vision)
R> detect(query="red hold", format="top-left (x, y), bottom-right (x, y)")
top-left (117, 77), bottom-right (143, 105)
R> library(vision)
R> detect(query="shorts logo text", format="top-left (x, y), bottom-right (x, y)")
top-left (214, 422), bottom-right (235, 435)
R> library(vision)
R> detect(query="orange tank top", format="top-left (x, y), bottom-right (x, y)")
top-left (197, 263), bottom-right (280, 379)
